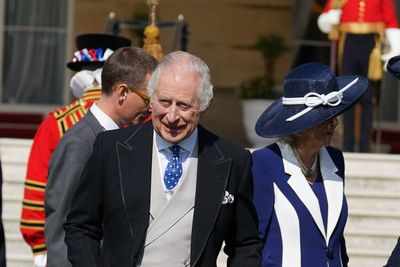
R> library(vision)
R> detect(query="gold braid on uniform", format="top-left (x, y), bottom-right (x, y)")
top-left (53, 87), bottom-right (101, 137)
top-left (331, 0), bottom-right (348, 9)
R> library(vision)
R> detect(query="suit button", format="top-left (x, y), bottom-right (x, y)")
top-left (326, 249), bottom-right (334, 259)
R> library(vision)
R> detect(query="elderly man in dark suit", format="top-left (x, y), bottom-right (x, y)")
top-left (64, 51), bottom-right (262, 267)
top-left (44, 47), bottom-right (157, 267)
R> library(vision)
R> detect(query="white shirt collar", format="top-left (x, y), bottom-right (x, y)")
top-left (90, 102), bottom-right (119, 130)
top-left (155, 127), bottom-right (198, 154)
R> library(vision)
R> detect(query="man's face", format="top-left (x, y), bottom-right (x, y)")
top-left (120, 73), bottom-right (152, 126)
top-left (150, 71), bottom-right (203, 144)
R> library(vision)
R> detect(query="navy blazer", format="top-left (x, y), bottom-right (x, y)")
top-left (385, 237), bottom-right (400, 267)
top-left (252, 142), bottom-right (348, 267)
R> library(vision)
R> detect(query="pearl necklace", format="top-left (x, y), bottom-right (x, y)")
top-left (290, 144), bottom-right (318, 178)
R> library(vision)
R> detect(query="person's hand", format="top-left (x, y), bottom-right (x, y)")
top-left (33, 253), bottom-right (47, 267)
top-left (382, 28), bottom-right (400, 71)
top-left (317, 9), bottom-right (342, 33)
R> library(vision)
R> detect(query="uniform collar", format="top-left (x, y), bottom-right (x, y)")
top-left (81, 86), bottom-right (102, 102)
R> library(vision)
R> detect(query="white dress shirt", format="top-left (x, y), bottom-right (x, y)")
top-left (90, 102), bottom-right (119, 130)
top-left (154, 128), bottom-right (198, 199)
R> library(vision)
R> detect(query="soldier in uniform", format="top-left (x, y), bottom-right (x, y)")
top-left (19, 33), bottom-right (131, 267)
top-left (318, 0), bottom-right (400, 152)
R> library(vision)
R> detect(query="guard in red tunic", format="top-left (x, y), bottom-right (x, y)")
top-left (318, 0), bottom-right (400, 152)
top-left (19, 33), bottom-right (131, 267)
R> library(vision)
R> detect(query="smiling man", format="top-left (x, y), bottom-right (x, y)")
top-left (64, 51), bottom-right (262, 267)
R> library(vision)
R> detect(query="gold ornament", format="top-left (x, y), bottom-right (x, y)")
top-left (143, 0), bottom-right (163, 60)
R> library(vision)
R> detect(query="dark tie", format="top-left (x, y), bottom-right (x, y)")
top-left (163, 145), bottom-right (183, 190)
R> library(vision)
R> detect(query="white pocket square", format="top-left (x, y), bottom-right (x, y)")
top-left (222, 191), bottom-right (234, 204)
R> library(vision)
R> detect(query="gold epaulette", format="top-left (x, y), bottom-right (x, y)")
top-left (53, 87), bottom-right (101, 137)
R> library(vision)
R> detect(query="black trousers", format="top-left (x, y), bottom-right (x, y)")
top-left (341, 33), bottom-right (376, 152)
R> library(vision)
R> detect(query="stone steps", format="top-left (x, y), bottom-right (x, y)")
top-left (348, 248), bottom-right (391, 267)
top-left (0, 138), bottom-right (33, 265)
top-left (346, 194), bottom-right (400, 211)
top-left (345, 228), bottom-right (398, 252)
top-left (344, 152), bottom-right (400, 267)
top-left (2, 221), bottom-right (34, 267)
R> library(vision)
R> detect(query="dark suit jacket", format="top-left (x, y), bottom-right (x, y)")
top-left (64, 121), bottom-right (262, 267)
top-left (0, 161), bottom-right (6, 267)
top-left (45, 110), bottom-right (104, 267)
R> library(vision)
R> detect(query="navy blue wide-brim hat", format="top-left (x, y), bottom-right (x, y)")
top-left (387, 55), bottom-right (400, 79)
top-left (255, 62), bottom-right (369, 138)
top-left (67, 33), bottom-right (132, 71)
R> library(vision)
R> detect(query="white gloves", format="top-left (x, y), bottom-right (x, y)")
top-left (382, 28), bottom-right (400, 70)
top-left (69, 68), bottom-right (102, 98)
top-left (33, 253), bottom-right (47, 267)
top-left (317, 9), bottom-right (342, 33)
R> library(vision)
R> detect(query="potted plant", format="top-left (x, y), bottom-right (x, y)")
top-left (238, 33), bottom-right (288, 148)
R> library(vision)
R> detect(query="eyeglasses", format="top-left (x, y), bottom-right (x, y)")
top-left (130, 89), bottom-right (150, 107)
top-left (129, 88), bottom-right (151, 122)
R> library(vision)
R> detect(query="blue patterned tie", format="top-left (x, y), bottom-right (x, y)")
top-left (164, 145), bottom-right (183, 190)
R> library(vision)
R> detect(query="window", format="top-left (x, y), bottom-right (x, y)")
top-left (1, 0), bottom-right (70, 105)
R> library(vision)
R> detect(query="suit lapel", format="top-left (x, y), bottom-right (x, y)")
top-left (116, 124), bottom-right (234, 264)
top-left (117, 122), bottom-right (153, 256)
top-left (284, 158), bottom-right (327, 241)
top-left (279, 142), bottom-right (344, 245)
top-left (191, 126), bottom-right (231, 266)
top-left (278, 142), bottom-right (327, 241)
top-left (148, 144), bottom-right (168, 225)
top-left (319, 147), bottom-right (343, 243)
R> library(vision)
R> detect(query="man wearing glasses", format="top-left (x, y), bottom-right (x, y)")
top-left (44, 47), bottom-right (157, 267)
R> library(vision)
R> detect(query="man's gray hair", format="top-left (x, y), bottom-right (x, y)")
top-left (147, 51), bottom-right (213, 111)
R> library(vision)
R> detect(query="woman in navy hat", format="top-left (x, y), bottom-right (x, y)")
top-left (252, 62), bottom-right (368, 267)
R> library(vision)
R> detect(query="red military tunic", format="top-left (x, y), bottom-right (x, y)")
top-left (320, 0), bottom-right (400, 152)
top-left (323, 0), bottom-right (398, 28)
top-left (19, 87), bottom-right (101, 255)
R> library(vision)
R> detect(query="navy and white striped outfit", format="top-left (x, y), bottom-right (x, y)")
top-left (252, 141), bottom-right (348, 267)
